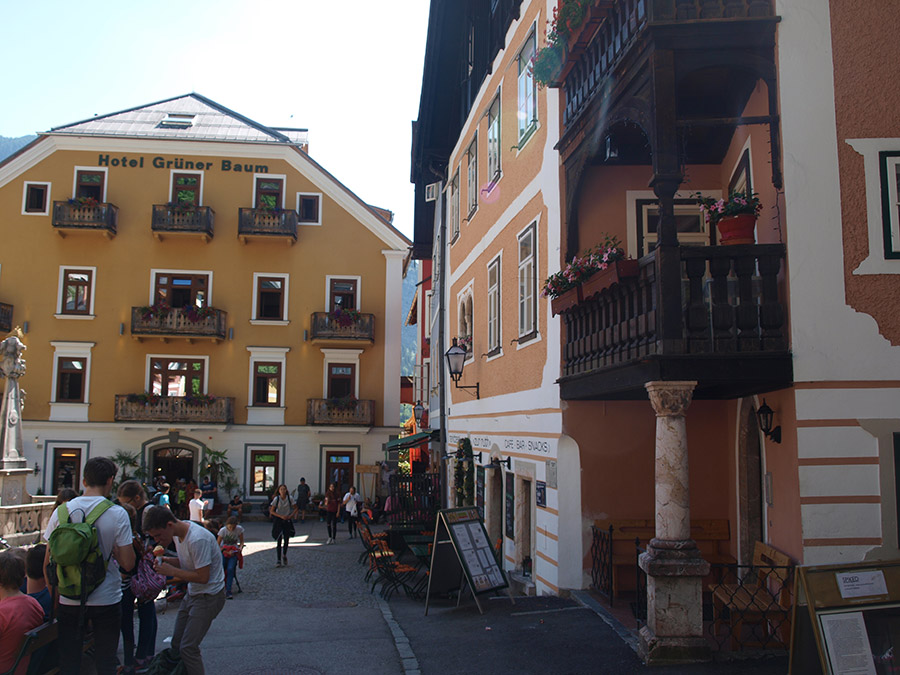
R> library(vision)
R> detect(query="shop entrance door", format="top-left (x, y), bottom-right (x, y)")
top-left (52, 448), bottom-right (81, 494)
top-left (153, 447), bottom-right (195, 485)
top-left (325, 450), bottom-right (355, 496)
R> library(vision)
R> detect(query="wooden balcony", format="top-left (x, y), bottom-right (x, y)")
top-left (237, 208), bottom-right (298, 244)
top-left (307, 398), bottom-right (375, 426)
top-left (52, 201), bottom-right (118, 238)
top-left (309, 312), bottom-right (375, 344)
top-left (130, 306), bottom-right (227, 342)
top-left (0, 303), bottom-right (12, 334)
top-left (557, 244), bottom-right (791, 401)
top-left (151, 205), bottom-right (215, 241)
top-left (114, 395), bottom-right (234, 424)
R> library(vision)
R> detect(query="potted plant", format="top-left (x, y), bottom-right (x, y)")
top-left (694, 190), bottom-right (762, 245)
top-left (138, 302), bottom-right (172, 322)
top-left (329, 306), bottom-right (360, 328)
top-left (530, 0), bottom-right (594, 86)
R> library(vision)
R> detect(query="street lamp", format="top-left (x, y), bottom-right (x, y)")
top-left (413, 400), bottom-right (426, 428)
top-left (445, 338), bottom-right (479, 399)
top-left (756, 399), bottom-right (782, 444)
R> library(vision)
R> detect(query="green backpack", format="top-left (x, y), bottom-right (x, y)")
top-left (48, 499), bottom-right (114, 602)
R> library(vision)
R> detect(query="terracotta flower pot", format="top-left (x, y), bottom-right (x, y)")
top-left (717, 214), bottom-right (757, 245)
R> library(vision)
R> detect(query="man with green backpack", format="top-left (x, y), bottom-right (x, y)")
top-left (43, 456), bottom-right (136, 675)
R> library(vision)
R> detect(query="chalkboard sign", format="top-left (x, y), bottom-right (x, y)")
top-left (425, 507), bottom-right (509, 615)
top-left (476, 465), bottom-right (485, 520)
top-left (790, 560), bottom-right (900, 675)
top-left (536, 480), bottom-right (546, 508)
top-left (505, 471), bottom-right (515, 540)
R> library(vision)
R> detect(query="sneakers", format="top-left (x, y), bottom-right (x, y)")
top-left (326, 537), bottom-right (333, 544)
top-left (276, 559), bottom-right (282, 567)
top-left (134, 657), bottom-right (151, 673)
top-left (226, 593), bottom-right (234, 600)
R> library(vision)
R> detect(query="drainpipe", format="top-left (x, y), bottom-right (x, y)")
top-left (437, 182), bottom-right (449, 510)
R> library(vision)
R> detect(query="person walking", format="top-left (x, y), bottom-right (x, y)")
top-left (269, 485), bottom-right (297, 567)
top-left (189, 489), bottom-right (207, 524)
top-left (43, 456), bottom-right (136, 675)
top-left (144, 506), bottom-right (225, 675)
top-left (342, 486), bottom-right (363, 539)
top-left (323, 483), bottom-right (339, 545)
top-left (296, 478), bottom-right (311, 523)
top-left (216, 517), bottom-right (244, 600)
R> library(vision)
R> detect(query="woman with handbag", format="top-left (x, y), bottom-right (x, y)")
top-left (269, 484), bottom-right (297, 567)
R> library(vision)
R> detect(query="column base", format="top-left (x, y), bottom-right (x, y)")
top-left (638, 625), bottom-right (711, 665)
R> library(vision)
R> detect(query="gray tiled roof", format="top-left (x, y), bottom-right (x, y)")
top-left (48, 94), bottom-right (298, 145)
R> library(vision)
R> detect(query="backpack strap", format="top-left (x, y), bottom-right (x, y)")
top-left (84, 499), bottom-right (114, 526)
top-left (56, 503), bottom-right (70, 525)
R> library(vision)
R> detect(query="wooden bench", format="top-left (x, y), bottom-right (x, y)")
top-left (593, 518), bottom-right (736, 602)
top-left (1, 619), bottom-right (58, 675)
top-left (711, 541), bottom-right (794, 650)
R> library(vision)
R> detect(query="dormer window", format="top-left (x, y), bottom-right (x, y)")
top-left (158, 114), bottom-right (195, 129)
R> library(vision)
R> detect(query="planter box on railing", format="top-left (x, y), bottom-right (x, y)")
top-left (115, 395), bottom-right (234, 423)
top-left (0, 303), bottom-right (12, 334)
top-left (131, 306), bottom-right (227, 340)
top-left (306, 399), bottom-right (375, 426)
top-left (52, 201), bottom-right (118, 236)
top-left (238, 208), bottom-right (298, 242)
top-left (151, 205), bottom-right (215, 239)
top-left (309, 312), bottom-right (376, 342)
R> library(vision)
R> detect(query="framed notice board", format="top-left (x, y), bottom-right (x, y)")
top-left (789, 560), bottom-right (900, 675)
top-left (425, 507), bottom-right (510, 615)
top-left (505, 471), bottom-right (515, 540)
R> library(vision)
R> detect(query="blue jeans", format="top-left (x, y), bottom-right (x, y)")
top-left (223, 554), bottom-right (238, 595)
top-left (121, 586), bottom-right (158, 665)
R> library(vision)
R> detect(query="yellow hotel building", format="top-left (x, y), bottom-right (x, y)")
top-left (0, 94), bottom-right (409, 505)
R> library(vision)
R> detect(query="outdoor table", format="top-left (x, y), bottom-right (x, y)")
top-left (406, 543), bottom-right (432, 597)
top-left (403, 534), bottom-right (434, 546)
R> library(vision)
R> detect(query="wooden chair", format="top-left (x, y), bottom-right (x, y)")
top-left (0, 620), bottom-right (58, 675)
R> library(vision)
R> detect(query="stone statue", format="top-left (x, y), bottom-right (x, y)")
top-left (0, 330), bottom-right (27, 467)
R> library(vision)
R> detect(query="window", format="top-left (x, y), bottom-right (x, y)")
top-left (171, 173), bottom-right (200, 205)
top-left (150, 358), bottom-right (206, 397)
top-left (487, 95), bottom-right (501, 187)
top-left (253, 362), bottom-right (282, 406)
top-left (297, 193), bottom-right (321, 225)
top-left (59, 268), bottom-right (94, 316)
top-left (487, 257), bottom-right (501, 354)
top-left (250, 450), bottom-right (279, 496)
top-left (881, 152), bottom-right (900, 259)
top-left (449, 170), bottom-right (460, 242)
top-left (329, 278), bottom-right (358, 311)
top-left (75, 170), bottom-right (105, 201)
top-left (466, 136), bottom-right (478, 217)
top-left (56, 357), bottom-right (86, 402)
top-left (518, 224), bottom-right (536, 338)
top-left (22, 182), bottom-right (50, 215)
top-left (844, 139), bottom-right (900, 272)
top-left (327, 363), bottom-right (355, 399)
top-left (253, 274), bottom-right (289, 322)
top-left (637, 199), bottom-right (709, 255)
top-left (255, 177), bottom-right (283, 210)
top-left (517, 32), bottom-right (538, 142)
top-left (154, 273), bottom-right (208, 308)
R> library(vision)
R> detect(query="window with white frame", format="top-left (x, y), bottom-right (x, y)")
top-left (880, 152), bottom-right (900, 259)
top-left (518, 224), bottom-right (536, 339)
top-left (320, 349), bottom-right (362, 399)
top-left (517, 31), bottom-right (538, 142)
top-left (487, 256), bottom-right (501, 355)
top-left (22, 182), bottom-right (50, 215)
top-left (252, 273), bottom-right (289, 323)
top-left (50, 341), bottom-right (94, 422)
top-left (487, 95), bottom-right (501, 187)
top-left (152, 270), bottom-right (211, 308)
top-left (247, 347), bottom-right (290, 424)
top-left (457, 293), bottom-right (474, 359)
top-left (149, 357), bottom-right (207, 397)
top-left (296, 192), bottom-right (322, 225)
top-left (449, 169), bottom-right (460, 242)
top-left (57, 267), bottom-right (97, 318)
top-left (466, 136), bottom-right (478, 217)
top-left (424, 291), bottom-right (432, 340)
top-left (637, 199), bottom-right (709, 256)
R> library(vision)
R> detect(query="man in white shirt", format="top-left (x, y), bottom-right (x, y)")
top-left (188, 489), bottom-right (207, 523)
top-left (144, 505), bottom-right (225, 675)
top-left (43, 457), bottom-right (135, 675)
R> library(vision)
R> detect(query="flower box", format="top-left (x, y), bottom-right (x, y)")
top-left (551, 285), bottom-right (583, 316)
top-left (581, 259), bottom-right (640, 299)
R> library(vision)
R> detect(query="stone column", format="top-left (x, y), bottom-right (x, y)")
top-left (0, 333), bottom-right (32, 506)
top-left (638, 381), bottom-right (710, 664)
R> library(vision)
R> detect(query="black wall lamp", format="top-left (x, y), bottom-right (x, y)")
top-left (33, 462), bottom-right (40, 475)
top-left (491, 456), bottom-right (512, 470)
top-left (445, 338), bottom-right (480, 399)
top-left (413, 400), bottom-right (426, 428)
top-left (441, 448), bottom-right (484, 462)
top-left (756, 399), bottom-right (782, 444)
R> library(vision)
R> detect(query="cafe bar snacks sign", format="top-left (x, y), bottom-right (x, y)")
top-left (789, 560), bottom-right (900, 675)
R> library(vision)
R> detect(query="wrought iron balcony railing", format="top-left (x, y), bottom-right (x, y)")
top-left (114, 395), bottom-right (234, 424)
top-left (309, 312), bottom-right (375, 343)
top-left (306, 398), bottom-right (375, 426)
top-left (52, 201), bottom-right (118, 235)
top-left (130, 306), bottom-right (227, 341)
top-left (0, 303), bottom-right (12, 334)
top-left (237, 208), bottom-right (298, 242)
top-left (151, 205), bottom-right (215, 239)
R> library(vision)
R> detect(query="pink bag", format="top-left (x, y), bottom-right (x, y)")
top-left (130, 551), bottom-right (167, 602)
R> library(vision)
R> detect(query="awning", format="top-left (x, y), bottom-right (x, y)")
top-left (386, 430), bottom-right (439, 451)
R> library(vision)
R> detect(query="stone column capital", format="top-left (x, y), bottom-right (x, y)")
top-left (645, 381), bottom-right (697, 418)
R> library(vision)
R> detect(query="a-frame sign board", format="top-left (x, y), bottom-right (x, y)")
top-left (424, 507), bottom-right (512, 615)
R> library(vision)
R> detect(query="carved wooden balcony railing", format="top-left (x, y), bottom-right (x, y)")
top-left (309, 312), bottom-right (376, 343)
top-left (0, 303), bottom-right (12, 334)
top-left (307, 399), bottom-right (375, 426)
top-left (130, 307), bottom-right (227, 341)
top-left (151, 205), bottom-right (215, 241)
top-left (237, 208), bottom-right (298, 243)
top-left (558, 244), bottom-right (790, 400)
top-left (558, 0), bottom-right (774, 128)
top-left (52, 201), bottom-right (118, 237)
top-left (114, 395), bottom-right (234, 424)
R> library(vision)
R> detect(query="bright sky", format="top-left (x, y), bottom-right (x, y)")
top-left (0, 1), bottom-right (430, 239)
